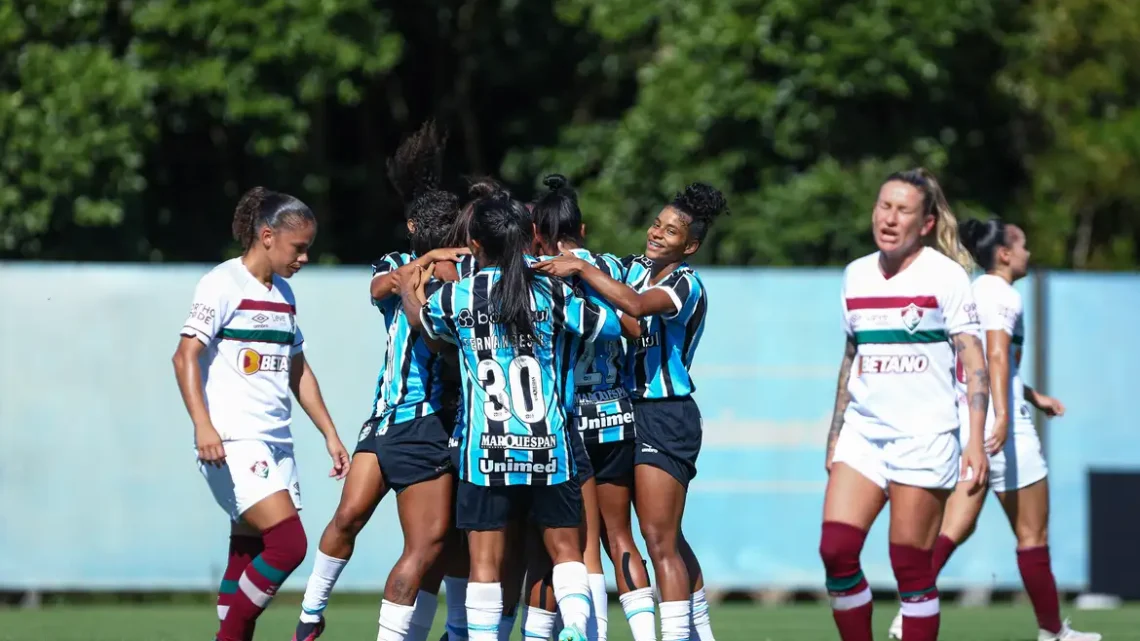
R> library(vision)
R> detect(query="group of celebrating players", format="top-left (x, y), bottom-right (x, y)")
top-left (172, 121), bottom-right (1099, 641)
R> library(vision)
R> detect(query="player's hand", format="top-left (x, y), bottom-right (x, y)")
top-left (534, 254), bottom-right (586, 278)
top-left (961, 442), bottom-right (989, 493)
top-left (393, 262), bottom-right (422, 293)
top-left (195, 425), bottom-right (226, 468)
top-left (426, 247), bottom-right (470, 263)
top-left (416, 262), bottom-right (436, 300)
top-left (824, 435), bottom-right (837, 474)
top-left (326, 436), bottom-right (350, 480)
top-left (985, 416), bottom-right (1009, 455)
top-left (1037, 395), bottom-right (1066, 418)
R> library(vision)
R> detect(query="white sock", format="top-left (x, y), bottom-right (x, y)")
top-left (498, 612), bottom-right (516, 641)
top-left (299, 551), bottom-right (349, 623)
top-left (466, 582), bottom-right (503, 641)
top-left (588, 574), bottom-right (608, 641)
top-left (521, 605), bottom-right (557, 640)
top-left (551, 562), bottom-right (592, 635)
top-left (619, 587), bottom-right (656, 641)
top-left (377, 599), bottom-right (416, 641)
top-left (659, 600), bottom-right (690, 641)
top-left (406, 591), bottom-right (439, 641)
top-left (690, 588), bottom-right (715, 641)
top-left (445, 576), bottom-right (470, 640)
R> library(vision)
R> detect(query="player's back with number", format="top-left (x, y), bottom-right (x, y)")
top-left (421, 268), bottom-right (621, 486)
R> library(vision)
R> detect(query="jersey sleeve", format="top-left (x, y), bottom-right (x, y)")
top-left (942, 267), bottom-right (982, 337)
top-left (553, 280), bottom-right (621, 342)
top-left (839, 268), bottom-right (854, 337)
top-left (180, 274), bottom-right (231, 345)
top-left (420, 282), bottom-right (459, 344)
top-left (652, 270), bottom-right (703, 322)
top-left (457, 255), bottom-right (477, 279)
top-left (976, 280), bottom-right (1022, 336)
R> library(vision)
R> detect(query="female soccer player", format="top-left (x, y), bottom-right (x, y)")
top-left (172, 187), bottom-right (349, 641)
top-left (520, 174), bottom-right (654, 641)
top-left (884, 218), bottom-right (1099, 641)
top-left (820, 168), bottom-right (989, 641)
top-left (293, 122), bottom-right (468, 641)
top-left (397, 189), bottom-right (623, 641)
top-left (536, 183), bottom-right (729, 641)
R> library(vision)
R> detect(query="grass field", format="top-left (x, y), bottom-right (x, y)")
top-left (2, 600), bottom-right (1137, 641)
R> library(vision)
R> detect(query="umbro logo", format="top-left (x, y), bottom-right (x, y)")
top-left (252, 313), bottom-right (270, 324)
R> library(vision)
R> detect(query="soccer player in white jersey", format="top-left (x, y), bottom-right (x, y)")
top-left (819, 168), bottom-right (990, 641)
top-left (172, 187), bottom-right (349, 641)
top-left (884, 218), bottom-right (1100, 641)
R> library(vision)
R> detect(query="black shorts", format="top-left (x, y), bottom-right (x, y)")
top-left (633, 396), bottom-right (702, 488)
top-left (455, 477), bottom-right (582, 531)
top-left (567, 427), bottom-right (595, 483)
top-left (586, 440), bottom-right (635, 485)
top-left (353, 417), bottom-right (381, 456)
top-left (373, 414), bottom-right (453, 493)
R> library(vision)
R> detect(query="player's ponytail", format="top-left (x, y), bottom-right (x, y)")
top-left (960, 217), bottom-right (1007, 272)
top-left (532, 173), bottom-right (583, 249)
top-left (387, 121), bottom-right (461, 255)
top-left (883, 168), bottom-right (974, 272)
top-left (231, 187), bottom-right (316, 252)
top-left (469, 189), bottom-right (542, 340)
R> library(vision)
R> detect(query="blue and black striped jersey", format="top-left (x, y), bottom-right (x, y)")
top-left (545, 249), bottom-right (635, 445)
top-left (420, 268), bottom-right (622, 486)
top-left (368, 252), bottom-right (446, 425)
top-left (622, 255), bottom-right (708, 400)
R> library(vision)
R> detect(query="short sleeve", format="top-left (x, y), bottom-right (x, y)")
top-left (180, 275), bottom-right (231, 345)
top-left (942, 267), bottom-right (981, 337)
top-left (976, 281), bottom-right (1022, 336)
top-left (421, 282), bottom-right (459, 344)
top-left (457, 255), bottom-right (477, 279)
top-left (651, 271), bottom-right (702, 321)
top-left (598, 253), bottom-right (627, 282)
top-left (553, 280), bottom-right (621, 342)
top-left (371, 252), bottom-right (408, 278)
top-left (839, 269), bottom-right (854, 337)
top-left (291, 323), bottom-right (305, 356)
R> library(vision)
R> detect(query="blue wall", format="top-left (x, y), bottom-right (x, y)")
top-left (0, 263), bottom-right (1134, 591)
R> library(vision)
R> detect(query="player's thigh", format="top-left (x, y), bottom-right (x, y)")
top-left (336, 451), bottom-right (388, 522)
top-left (200, 440), bottom-right (297, 526)
top-left (938, 477), bottom-right (987, 542)
top-left (824, 429), bottom-right (889, 529)
top-left (997, 477), bottom-right (1050, 548)
top-left (887, 483), bottom-right (949, 548)
top-left (467, 528), bottom-right (508, 583)
top-left (395, 472), bottom-right (454, 545)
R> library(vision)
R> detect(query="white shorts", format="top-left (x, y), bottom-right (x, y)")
top-left (832, 427), bottom-right (960, 491)
top-left (959, 415), bottom-right (1048, 493)
top-left (198, 440), bottom-right (302, 521)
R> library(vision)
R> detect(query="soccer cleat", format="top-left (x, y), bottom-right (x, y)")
top-left (557, 624), bottom-right (586, 641)
top-left (292, 618), bottom-right (326, 641)
top-left (1038, 619), bottom-right (1102, 641)
top-left (888, 609), bottom-right (904, 640)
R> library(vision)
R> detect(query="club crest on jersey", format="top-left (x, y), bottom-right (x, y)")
top-left (900, 303), bottom-right (924, 333)
top-left (250, 460), bottom-right (269, 478)
top-left (238, 348), bottom-right (289, 375)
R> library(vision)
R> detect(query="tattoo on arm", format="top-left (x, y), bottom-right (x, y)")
top-left (828, 337), bottom-right (857, 447)
top-left (954, 334), bottom-right (990, 414)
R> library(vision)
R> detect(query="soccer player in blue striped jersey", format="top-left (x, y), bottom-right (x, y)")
top-left (537, 183), bottom-right (729, 641)
top-left (397, 190), bottom-right (621, 641)
top-left (520, 174), bottom-right (653, 641)
top-left (294, 122), bottom-right (469, 641)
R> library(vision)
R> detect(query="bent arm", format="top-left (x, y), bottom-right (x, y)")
top-left (576, 263), bottom-right (676, 318)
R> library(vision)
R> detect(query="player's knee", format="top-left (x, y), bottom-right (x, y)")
top-left (639, 522), bottom-right (677, 560)
top-left (1015, 525), bottom-right (1048, 549)
top-left (331, 501), bottom-right (369, 538)
top-left (819, 521), bottom-right (867, 574)
top-left (888, 544), bottom-right (933, 588)
top-left (268, 515), bottom-right (308, 570)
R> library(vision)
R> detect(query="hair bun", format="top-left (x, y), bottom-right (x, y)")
top-left (543, 174), bottom-right (568, 192)
top-left (959, 218), bottom-right (984, 244)
top-left (673, 182), bottom-right (728, 220)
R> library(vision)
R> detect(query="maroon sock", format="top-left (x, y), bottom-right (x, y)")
top-left (931, 534), bottom-right (958, 575)
top-left (820, 522), bottom-right (873, 641)
top-left (217, 535), bottom-right (264, 621)
top-left (218, 516), bottom-right (308, 641)
top-left (1017, 546), bottom-right (1062, 634)
top-left (891, 544), bottom-right (940, 641)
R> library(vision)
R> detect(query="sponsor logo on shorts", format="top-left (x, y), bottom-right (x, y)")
top-left (238, 348), bottom-right (289, 375)
top-left (901, 304), bottom-right (924, 333)
top-left (250, 460), bottom-right (270, 478)
top-left (291, 481), bottom-right (301, 500)
top-left (640, 445), bottom-right (658, 454)
top-left (577, 410), bottom-right (635, 431)
top-left (858, 354), bottom-right (929, 374)
top-left (477, 458), bottom-right (558, 475)
top-left (479, 434), bottom-right (556, 450)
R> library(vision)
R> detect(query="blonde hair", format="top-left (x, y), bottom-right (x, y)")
top-left (883, 167), bottom-right (974, 272)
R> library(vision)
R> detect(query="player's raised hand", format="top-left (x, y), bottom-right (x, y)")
top-left (426, 247), bottom-right (470, 263)
top-left (326, 435), bottom-right (350, 480)
top-left (535, 254), bottom-right (586, 278)
top-left (195, 425), bottom-right (226, 468)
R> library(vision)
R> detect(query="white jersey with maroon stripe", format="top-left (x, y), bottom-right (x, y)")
top-left (180, 258), bottom-right (304, 445)
top-left (840, 248), bottom-right (980, 439)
